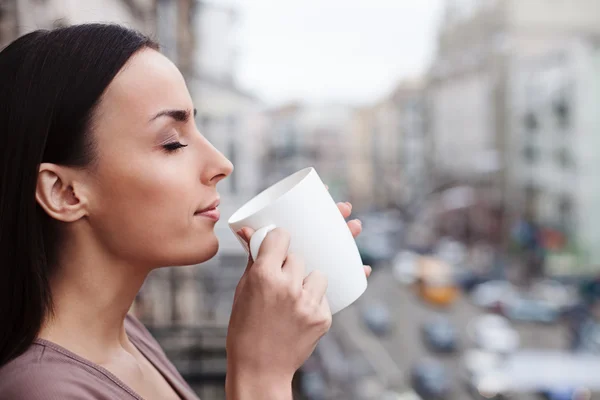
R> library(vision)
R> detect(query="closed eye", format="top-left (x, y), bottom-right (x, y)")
top-left (162, 142), bottom-right (188, 152)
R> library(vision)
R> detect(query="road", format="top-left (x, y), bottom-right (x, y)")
top-left (326, 265), bottom-right (567, 400)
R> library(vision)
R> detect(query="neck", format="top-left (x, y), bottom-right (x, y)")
top-left (38, 227), bottom-right (150, 363)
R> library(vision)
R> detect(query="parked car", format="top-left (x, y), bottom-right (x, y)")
top-left (455, 269), bottom-right (498, 293)
top-left (361, 302), bottom-right (392, 336)
top-left (540, 387), bottom-right (592, 400)
top-left (467, 314), bottom-right (519, 353)
top-left (392, 250), bottom-right (418, 285)
top-left (381, 390), bottom-right (423, 400)
top-left (299, 370), bottom-right (327, 400)
top-left (462, 349), bottom-right (502, 379)
top-left (421, 316), bottom-right (458, 353)
top-left (434, 237), bottom-right (467, 266)
top-left (532, 279), bottom-right (580, 312)
top-left (356, 232), bottom-right (396, 266)
top-left (578, 319), bottom-right (600, 354)
top-left (501, 297), bottom-right (560, 324)
top-left (356, 210), bottom-right (403, 266)
top-left (466, 350), bottom-right (600, 399)
top-left (299, 356), bottom-right (327, 400)
top-left (470, 280), bottom-right (518, 310)
top-left (561, 302), bottom-right (597, 349)
top-left (415, 256), bottom-right (460, 307)
top-left (410, 359), bottom-right (451, 400)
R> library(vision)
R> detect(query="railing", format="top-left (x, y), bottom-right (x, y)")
top-left (146, 323), bottom-right (310, 399)
top-left (147, 324), bottom-right (228, 386)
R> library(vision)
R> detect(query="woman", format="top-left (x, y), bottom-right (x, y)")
top-left (0, 24), bottom-right (368, 399)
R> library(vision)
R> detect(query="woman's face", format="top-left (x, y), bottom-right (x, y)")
top-left (84, 48), bottom-right (233, 268)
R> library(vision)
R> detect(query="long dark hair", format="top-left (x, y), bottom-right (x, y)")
top-left (0, 24), bottom-right (158, 367)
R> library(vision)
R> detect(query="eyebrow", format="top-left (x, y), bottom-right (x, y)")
top-left (149, 108), bottom-right (197, 123)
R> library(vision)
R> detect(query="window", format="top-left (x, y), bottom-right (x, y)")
top-left (524, 112), bottom-right (538, 133)
top-left (553, 98), bottom-right (570, 130)
top-left (523, 145), bottom-right (538, 163)
top-left (555, 148), bottom-right (573, 169)
top-left (558, 195), bottom-right (574, 233)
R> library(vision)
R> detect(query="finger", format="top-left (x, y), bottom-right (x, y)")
top-left (303, 270), bottom-right (328, 301)
top-left (363, 265), bottom-right (372, 278)
top-left (236, 227), bottom-right (255, 244)
top-left (235, 228), bottom-right (256, 275)
top-left (282, 252), bottom-right (305, 283)
top-left (347, 219), bottom-right (362, 238)
top-left (254, 228), bottom-right (290, 270)
top-left (320, 295), bottom-right (332, 316)
top-left (336, 202), bottom-right (352, 219)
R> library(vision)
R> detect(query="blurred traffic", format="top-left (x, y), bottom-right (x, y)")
top-left (305, 225), bottom-right (600, 399)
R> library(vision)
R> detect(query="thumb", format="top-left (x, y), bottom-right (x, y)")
top-left (233, 227), bottom-right (256, 304)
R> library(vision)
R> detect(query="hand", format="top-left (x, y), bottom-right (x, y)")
top-left (226, 228), bottom-right (331, 400)
top-left (335, 200), bottom-right (372, 278)
top-left (325, 184), bottom-right (371, 277)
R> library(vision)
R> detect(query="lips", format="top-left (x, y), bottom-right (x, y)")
top-left (195, 198), bottom-right (220, 221)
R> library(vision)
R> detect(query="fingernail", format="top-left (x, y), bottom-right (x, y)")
top-left (345, 202), bottom-right (352, 210)
top-left (366, 265), bottom-right (372, 274)
top-left (354, 219), bottom-right (362, 226)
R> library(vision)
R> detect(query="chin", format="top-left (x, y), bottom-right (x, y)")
top-left (197, 240), bottom-right (220, 263)
top-left (178, 234), bottom-right (220, 266)
top-left (150, 231), bottom-right (221, 268)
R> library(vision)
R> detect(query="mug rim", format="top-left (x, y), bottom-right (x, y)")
top-left (227, 167), bottom-right (315, 225)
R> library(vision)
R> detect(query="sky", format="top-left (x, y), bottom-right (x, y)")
top-left (229, 0), bottom-right (445, 106)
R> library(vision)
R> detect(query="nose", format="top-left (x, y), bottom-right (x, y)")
top-left (199, 136), bottom-right (234, 185)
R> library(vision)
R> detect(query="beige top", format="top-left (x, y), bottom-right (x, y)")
top-left (0, 314), bottom-right (201, 400)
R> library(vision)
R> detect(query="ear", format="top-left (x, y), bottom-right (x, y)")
top-left (36, 163), bottom-right (89, 222)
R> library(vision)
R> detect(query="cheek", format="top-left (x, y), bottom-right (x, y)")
top-left (104, 163), bottom-right (190, 222)
top-left (89, 156), bottom-right (204, 262)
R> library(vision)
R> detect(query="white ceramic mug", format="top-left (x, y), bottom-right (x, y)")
top-left (228, 167), bottom-right (368, 314)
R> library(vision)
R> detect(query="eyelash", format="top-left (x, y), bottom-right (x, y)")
top-left (162, 142), bottom-right (188, 152)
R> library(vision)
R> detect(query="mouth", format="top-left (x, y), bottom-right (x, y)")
top-left (194, 198), bottom-right (221, 221)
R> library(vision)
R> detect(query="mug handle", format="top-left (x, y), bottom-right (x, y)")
top-left (249, 224), bottom-right (277, 262)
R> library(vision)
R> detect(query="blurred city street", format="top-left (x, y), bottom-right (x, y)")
top-left (327, 265), bottom-right (566, 399)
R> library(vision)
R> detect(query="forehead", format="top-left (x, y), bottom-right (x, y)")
top-left (98, 48), bottom-right (192, 121)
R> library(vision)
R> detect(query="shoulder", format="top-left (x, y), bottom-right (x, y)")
top-left (0, 342), bottom-right (130, 400)
top-left (0, 360), bottom-right (97, 399)
top-left (124, 313), bottom-right (179, 374)
top-left (125, 312), bottom-right (155, 341)
top-left (125, 314), bottom-right (197, 395)
top-left (125, 313), bottom-right (166, 356)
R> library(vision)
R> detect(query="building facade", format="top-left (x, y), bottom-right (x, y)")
top-left (346, 80), bottom-right (429, 216)
top-left (263, 102), bottom-right (352, 202)
top-left (394, 80), bottom-right (430, 218)
top-left (508, 36), bottom-right (600, 274)
top-left (347, 106), bottom-right (376, 212)
top-left (429, 0), bottom-right (600, 191)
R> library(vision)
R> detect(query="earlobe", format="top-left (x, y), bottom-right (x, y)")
top-left (36, 163), bottom-right (88, 222)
